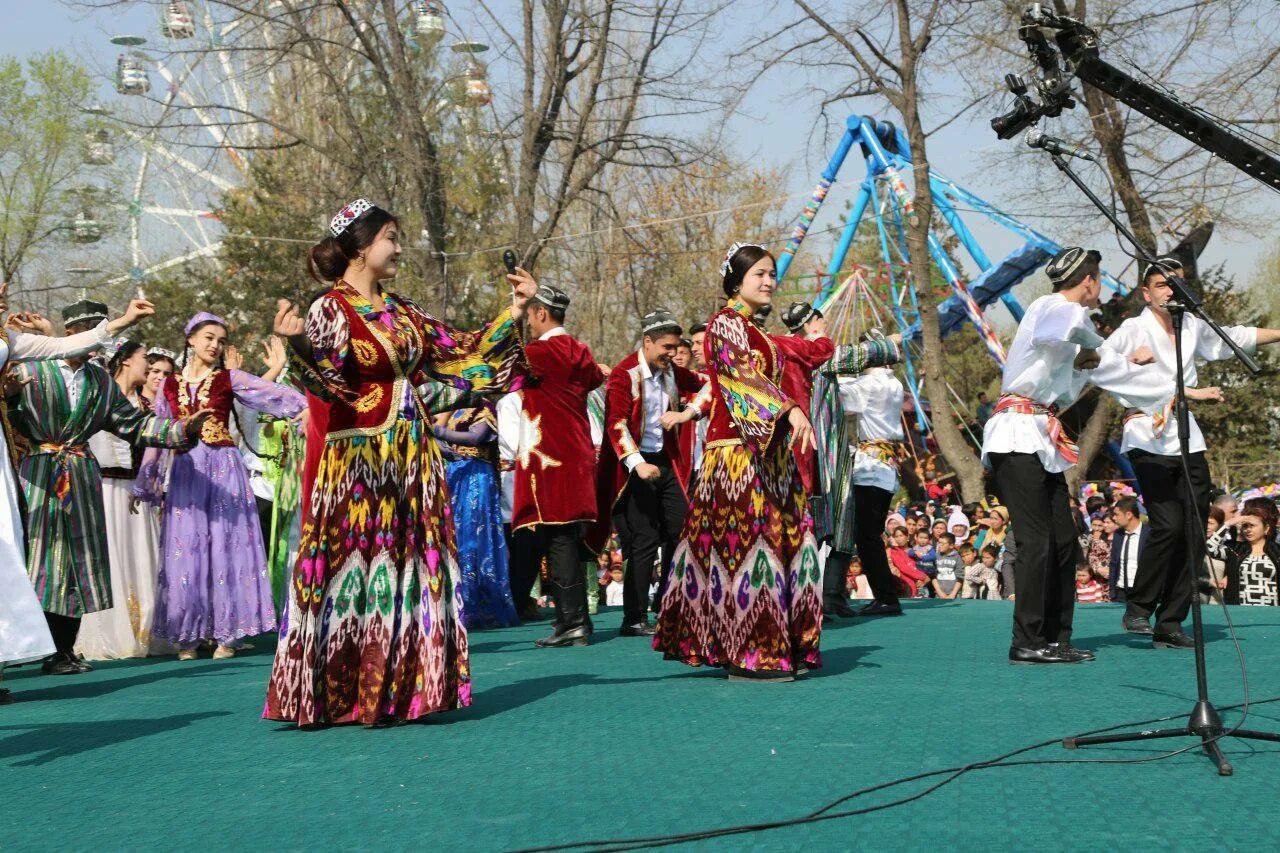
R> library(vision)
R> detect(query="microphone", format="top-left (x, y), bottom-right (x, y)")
top-left (1024, 128), bottom-right (1096, 161)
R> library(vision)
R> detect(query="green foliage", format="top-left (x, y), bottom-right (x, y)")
top-left (0, 51), bottom-right (99, 283)
top-left (1191, 266), bottom-right (1280, 489)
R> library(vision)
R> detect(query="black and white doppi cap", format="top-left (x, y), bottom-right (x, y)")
top-left (1045, 246), bottom-right (1102, 286)
top-left (781, 300), bottom-right (818, 333)
top-left (61, 299), bottom-right (110, 328)
top-left (640, 308), bottom-right (681, 337)
top-left (532, 283), bottom-right (570, 312)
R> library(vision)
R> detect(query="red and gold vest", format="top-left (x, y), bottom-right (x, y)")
top-left (166, 369), bottom-right (236, 447)
top-left (324, 291), bottom-right (420, 440)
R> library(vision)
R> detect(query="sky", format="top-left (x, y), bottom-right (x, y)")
top-left (3, 0), bottom-right (1276, 324)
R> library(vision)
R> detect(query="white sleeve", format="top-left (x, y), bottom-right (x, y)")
top-left (837, 374), bottom-right (873, 414)
top-left (496, 393), bottom-right (520, 463)
top-left (8, 320), bottom-right (110, 362)
top-left (1193, 321), bottom-right (1257, 362)
top-left (1099, 321), bottom-right (1142, 357)
top-left (1032, 301), bottom-right (1103, 349)
top-left (1087, 348), bottom-right (1174, 413)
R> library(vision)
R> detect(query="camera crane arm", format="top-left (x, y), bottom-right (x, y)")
top-left (992, 5), bottom-right (1280, 193)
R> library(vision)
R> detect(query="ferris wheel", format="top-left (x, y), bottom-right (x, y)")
top-left (76, 1), bottom-right (496, 295)
top-left (84, 2), bottom-right (260, 295)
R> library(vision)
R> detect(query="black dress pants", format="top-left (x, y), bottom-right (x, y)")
top-left (44, 612), bottom-right (82, 657)
top-left (533, 522), bottom-right (591, 631)
top-left (990, 452), bottom-right (1082, 649)
top-left (612, 452), bottom-right (688, 627)
top-left (507, 524), bottom-right (545, 607)
top-left (824, 484), bottom-right (898, 605)
top-left (1127, 449), bottom-right (1210, 634)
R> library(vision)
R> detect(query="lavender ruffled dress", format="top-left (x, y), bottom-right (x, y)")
top-left (135, 368), bottom-right (305, 647)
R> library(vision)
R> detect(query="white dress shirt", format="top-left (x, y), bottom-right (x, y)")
top-left (1102, 307), bottom-right (1256, 455)
top-left (1116, 523), bottom-right (1142, 588)
top-left (982, 293), bottom-right (1173, 473)
top-left (496, 390), bottom-right (523, 521)
top-left (837, 367), bottom-right (905, 492)
top-left (56, 360), bottom-right (90, 411)
top-left (623, 349), bottom-right (674, 471)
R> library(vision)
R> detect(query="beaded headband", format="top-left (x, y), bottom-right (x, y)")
top-left (719, 241), bottom-right (765, 277)
top-left (329, 198), bottom-right (374, 237)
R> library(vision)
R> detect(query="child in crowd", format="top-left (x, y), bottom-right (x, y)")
top-left (960, 544), bottom-right (996, 600)
top-left (887, 526), bottom-right (929, 598)
top-left (910, 529), bottom-right (937, 583)
top-left (846, 557), bottom-right (873, 599)
top-left (602, 565), bottom-right (625, 607)
top-left (932, 533), bottom-right (963, 600)
top-left (930, 519), bottom-right (947, 541)
top-left (1075, 565), bottom-right (1107, 603)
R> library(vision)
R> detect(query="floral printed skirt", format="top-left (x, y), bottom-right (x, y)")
top-left (653, 439), bottom-right (823, 673)
top-left (264, 417), bottom-right (470, 726)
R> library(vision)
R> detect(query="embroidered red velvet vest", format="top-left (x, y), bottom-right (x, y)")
top-left (325, 290), bottom-right (417, 439)
top-left (166, 369), bottom-right (235, 447)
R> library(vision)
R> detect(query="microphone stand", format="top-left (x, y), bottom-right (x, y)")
top-left (1044, 151), bottom-right (1278, 775)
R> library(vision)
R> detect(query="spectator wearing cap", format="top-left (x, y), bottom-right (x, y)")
top-left (981, 245), bottom-right (1174, 665)
top-left (513, 280), bottom-right (608, 648)
top-left (587, 309), bottom-right (708, 637)
top-left (1101, 259), bottom-right (1280, 647)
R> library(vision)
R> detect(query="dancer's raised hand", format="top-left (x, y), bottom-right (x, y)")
top-left (273, 299), bottom-right (305, 338)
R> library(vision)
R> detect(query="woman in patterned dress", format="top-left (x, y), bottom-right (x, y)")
top-left (434, 404), bottom-right (520, 629)
top-left (263, 200), bottom-right (530, 727)
top-left (135, 313), bottom-right (307, 660)
top-left (653, 243), bottom-right (900, 681)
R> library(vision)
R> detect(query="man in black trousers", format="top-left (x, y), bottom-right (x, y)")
top-left (587, 310), bottom-right (707, 635)
top-left (1101, 258), bottom-right (1280, 647)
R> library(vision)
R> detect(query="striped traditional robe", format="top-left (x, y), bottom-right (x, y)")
top-left (11, 359), bottom-right (188, 617)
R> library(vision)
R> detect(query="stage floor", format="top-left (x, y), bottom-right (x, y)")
top-left (3, 600), bottom-right (1279, 851)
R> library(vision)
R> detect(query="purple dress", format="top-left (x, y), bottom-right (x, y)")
top-left (135, 368), bottom-right (305, 647)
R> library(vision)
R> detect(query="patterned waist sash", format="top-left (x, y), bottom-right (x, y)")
top-left (992, 394), bottom-right (1078, 465)
top-left (857, 439), bottom-right (907, 467)
top-left (34, 442), bottom-right (90, 509)
top-left (1122, 401), bottom-right (1175, 437)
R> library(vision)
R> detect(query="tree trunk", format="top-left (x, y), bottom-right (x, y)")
top-left (899, 77), bottom-right (987, 502)
top-left (1066, 393), bottom-right (1116, 496)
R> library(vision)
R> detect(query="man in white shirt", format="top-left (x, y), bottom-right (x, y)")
top-left (824, 333), bottom-right (906, 618)
top-left (982, 247), bottom-right (1170, 665)
top-left (588, 309), bottom-right (706, 636)
top-left (1101, 259), bottom-right (1280, 648)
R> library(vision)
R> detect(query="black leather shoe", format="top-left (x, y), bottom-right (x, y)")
top-left (1008, 645), bottom-right (1075, 664)
top-left (0, 688), bottom-right (14, 705)
top-left (857, 601), bottom-right (903, 616)
top-left (1153, 631), bottom-right (1195, 649)
top-left (41, 655), bottom-right (84, 676)
top-left (619, 622), bottom-right (656, 637)
top-left (1049, 643), bottom-right (1095, 662)
top-left (71, 655), bottom-right (93, 673)
top-left (1122, 615), bottom-right (1153, 635)
top-left (823, 599), bottom-right (858, 618)
top-left (535, 625), bottom-right (591, 647)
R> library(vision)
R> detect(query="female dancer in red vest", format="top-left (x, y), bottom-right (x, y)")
top-left (264, 200), bottom-right (530, 726)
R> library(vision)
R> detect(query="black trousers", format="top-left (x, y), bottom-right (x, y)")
top-left (612, 452), bottom-right (688, 626)
top-left (44, 612), bottom-right (82, 657)
top-left (990, 452), bottom-right (1082, 649)
top-left (530, 522), bottom-right (591, 631)
top-left (824, 484), bottom-right (898, 605)
top-left (1127, 449), bottom-right (1210, 633)
top-left (507, 525), bottom-right (544, 606)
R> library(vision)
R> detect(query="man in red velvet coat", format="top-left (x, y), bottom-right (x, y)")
top-left (773, 301), bottom-right (835, 495)
top-left (514, 279), bottom-right (607, 647)
top-left (588, 310), bottom-right (708, 636)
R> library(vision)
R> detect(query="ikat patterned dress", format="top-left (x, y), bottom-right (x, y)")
top-left (653, 300), bottom-right (824, 674)
top-left (263, 282), bottom-right (524, 727)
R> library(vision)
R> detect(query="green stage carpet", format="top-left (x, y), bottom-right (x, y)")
top-left (4, 600), bottom-right (1279, 851)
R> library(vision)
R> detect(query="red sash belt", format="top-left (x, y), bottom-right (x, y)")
top-left (992, 394), bottom-right (1079, 465)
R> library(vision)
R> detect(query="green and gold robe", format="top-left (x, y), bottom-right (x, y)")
top-left (12, 359), bottom-right (189, 617)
